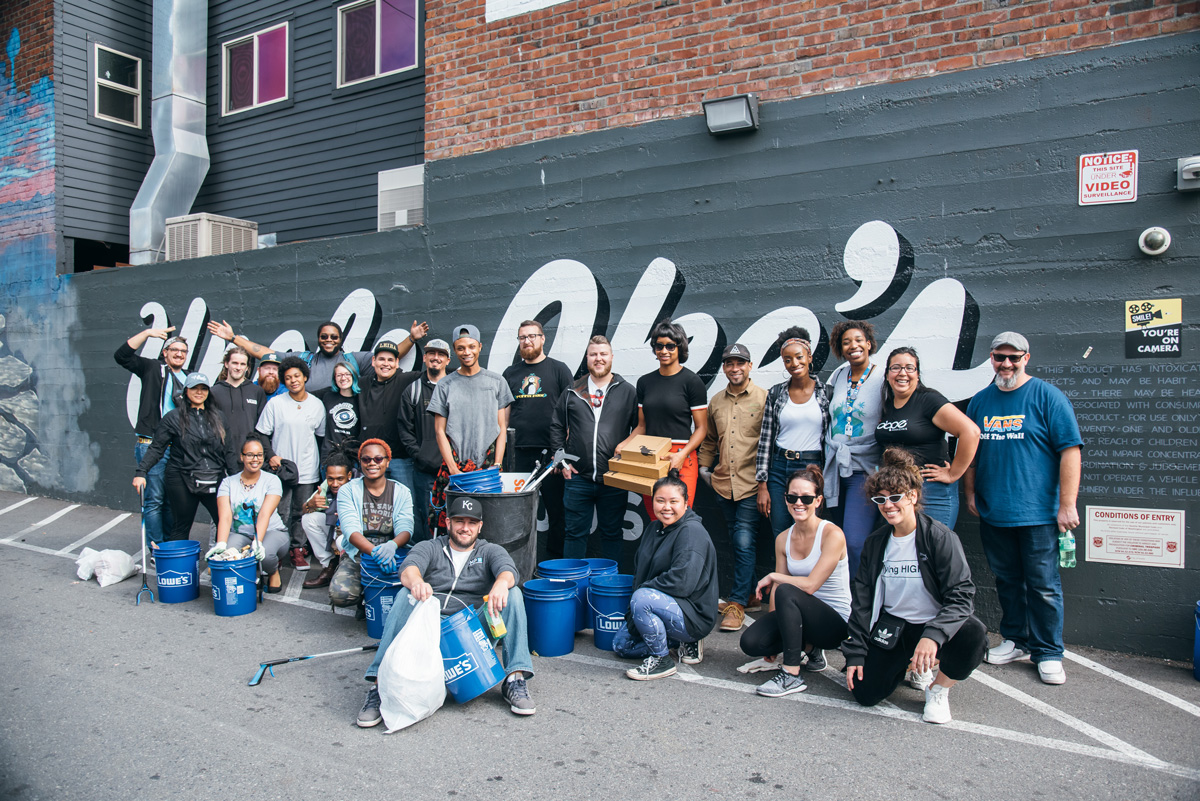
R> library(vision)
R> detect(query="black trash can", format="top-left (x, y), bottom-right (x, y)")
top-left (446, 486), bottom-right (539, 584)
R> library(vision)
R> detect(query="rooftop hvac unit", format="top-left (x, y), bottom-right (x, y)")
top-left (165, 213), bottom-right (259, 261)
top-left (378, 164), bottom-right (425, 231)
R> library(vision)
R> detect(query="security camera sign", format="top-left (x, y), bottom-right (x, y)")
top-left (1125, 298), bottom-right (1181, 358)
top-left (1079, 150), bottom-right (1138, 205)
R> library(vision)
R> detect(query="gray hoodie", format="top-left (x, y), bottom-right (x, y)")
top-left (400, 534), bottom-right (518, 616)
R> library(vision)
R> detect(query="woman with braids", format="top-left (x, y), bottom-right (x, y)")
top-left (755, 326), bottom-right (828, 538)
top-left (133, 373), bottom-right (228, 542)
top-left (614, 471), bottom-right (719, 681)
top-left (842, 449), bottom-right (987, 725)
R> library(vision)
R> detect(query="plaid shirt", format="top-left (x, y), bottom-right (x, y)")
top-left (754, 376), bottom-right (828, 482)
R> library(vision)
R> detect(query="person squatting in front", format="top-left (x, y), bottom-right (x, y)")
top-left (329, 440), bottom-right (414, 613)
top-left (614, 471), bottom-right (720, 681)
top-left (842, 449), bottom-right (987, 725)
top-left (739, 464), bottom-right (851, 697)
top-left (207, 434), bottom-right (290, 592)
top-left (356, 496), bottom-right (536, 727)
top-left (299, 450), bottom-right (354, 589)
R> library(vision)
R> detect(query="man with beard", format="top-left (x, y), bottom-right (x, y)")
top-left (355, 495), bottom-right (535, 728)
top-left (502, 321), bottom-right (575, 558)
top-left (255, 353), bottom-right (287, 399)
top-left (210, 346), bottom-right (268, 475)
top-left (115, 326), bottom-right (189, 547)
top-left (427, 325), bottom-right (514, 535)
top-left (397, 338), bottom-right (452, 542)
top-left (549, 336), bottom-right (637, 562)
top-left (965, 332), bottom-right (1082, 686)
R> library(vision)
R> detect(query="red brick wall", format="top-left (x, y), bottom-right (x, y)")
top-left (0, 0), bottom-right (54, 94)
top-left (426, 0), bottom-right (1199, 160)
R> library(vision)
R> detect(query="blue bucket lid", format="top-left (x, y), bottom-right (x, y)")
top-left (523, 578), bottom-right (579, 599)
top-left (590, 573), bottom-right (634, 591)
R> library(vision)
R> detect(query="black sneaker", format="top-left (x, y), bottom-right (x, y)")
top-left (501, 675), bottom-right (536, 716)
top-left (626, 654), bottom-right (677, 681)
top-left (803, 649), bottom-right (827, 672)
top-left (757, 669), bottom-right (808, 697)
top-left (356, 685), bottom-right (382, 728)
top-left (678, 639), bottom-right (703, 665)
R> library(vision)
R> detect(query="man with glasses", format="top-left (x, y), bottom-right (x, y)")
top-left (397, 338), bottom-right (452, 542)
top-left (115, 325), bottom-right (189, 547)
top-left (965, 332), bottom-right (1082, 686)
top-left (502, 321), bottom-right (575, 558)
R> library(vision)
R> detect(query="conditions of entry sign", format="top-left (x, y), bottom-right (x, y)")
top-left (1078, 150), bottom-right (1138, 205)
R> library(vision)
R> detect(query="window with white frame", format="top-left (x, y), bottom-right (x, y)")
top-left (93, 44), bottom-right (142, 128)
top-left (222, 22), bottom-right (289, 115)
top-left (337, 0), bottom-right (419, 88)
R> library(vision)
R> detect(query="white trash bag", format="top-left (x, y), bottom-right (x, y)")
top-left (75, 547), bottom-right (102, 580)
top-left (87, 549), bottom-right (140, 587)
top-left (377, 597), bottom-right (446, 733)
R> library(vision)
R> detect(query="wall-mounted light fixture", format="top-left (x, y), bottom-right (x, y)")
top-left (1177, 156), bottom-right (1200, 191)
top-left (702, 93), bottom-right (759, 135)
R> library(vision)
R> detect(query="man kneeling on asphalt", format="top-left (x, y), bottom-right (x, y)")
top-left (356, 496), bottom-right (536, 727)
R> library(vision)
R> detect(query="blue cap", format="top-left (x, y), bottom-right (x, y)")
top-left (184, 372), bottom-right (211, 389)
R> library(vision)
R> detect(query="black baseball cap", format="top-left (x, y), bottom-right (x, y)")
top-left (447, 496), bottom-right (483, 521)
top-left (259, 352), bottom-right (281, 366)
top-left (373, 340), bottom-right (400, 357)
top-left (722, 343), bottom-right (752, 362)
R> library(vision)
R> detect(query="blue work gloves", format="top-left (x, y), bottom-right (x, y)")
top-left (372, 540), bottom-right (399, 570)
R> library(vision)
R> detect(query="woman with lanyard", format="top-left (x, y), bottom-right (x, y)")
top-left (740, 464), bottom-right (850, 697)
top-left (842, 448), bottom-right (987, 724)
top-left (319, 361), bottom-right (362, 469)
top-left (875, 347), bottom-right (980, 529)
top-left (207, 434), bottom-right (290, 593)
top-left (823, 319), bottom-right (885, 580)
top-left (755, 326), bottom-right (828, 538)
top-left (133, 373), bottom-right (228, 543)
top-left (624, 319), bottom-right (708, 517)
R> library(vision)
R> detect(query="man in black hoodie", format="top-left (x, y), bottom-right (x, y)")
top-left (396, 338), bottom-right (451, 542)
top-left (209, 346), bottom-right (268, 474)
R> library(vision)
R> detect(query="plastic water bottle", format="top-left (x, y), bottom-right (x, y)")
top-left (1058, 530), bottom-right (1077, 569)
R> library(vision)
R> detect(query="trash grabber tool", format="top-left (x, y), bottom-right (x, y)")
top-left (248, 644), bottom-right (379, 686)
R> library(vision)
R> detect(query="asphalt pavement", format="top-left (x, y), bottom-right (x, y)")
top-left (1, 490), bottom-right (1198, 800)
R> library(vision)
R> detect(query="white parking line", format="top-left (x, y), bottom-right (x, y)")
top-left (1065, 649), bottom-right (1200, 718)
top-left (285, 570), bottom-right (305, 599)
top-left (0, 496), bottom-right (37, 517)
top-left (56, 513), bottom-right (133, 555)
top-left (0, 504), bottom-right (82, 542)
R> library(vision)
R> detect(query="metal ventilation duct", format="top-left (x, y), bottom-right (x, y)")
top-left (129, 0), bottom-right (210, 264)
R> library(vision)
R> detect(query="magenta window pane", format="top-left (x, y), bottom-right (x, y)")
top-left (343, 3), bottom-right (376, 83)
top-left (257, 26), bottom-right (287, 102)
top-left (227, 40), bottom-right (254, 110)
top-left (379, 0), bottom-right (417, 74)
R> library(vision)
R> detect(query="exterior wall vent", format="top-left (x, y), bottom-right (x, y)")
top-left (165, 213), bottom-right (259, 260)
top-left (378, 164), bottom-right (425, 231)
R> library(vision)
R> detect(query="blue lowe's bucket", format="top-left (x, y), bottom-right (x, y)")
top-left (210, 555), bottom-right (258, 617)
top-left (589, 574), bottom-right (634, 652)
top-left (155, 540), bottom-right (200, 603)
top-left (584, 559), bottom-right (618, 628)
top-left (537, 558), bottom-right (590, 632)
top-left (523, 578), bottom-right (579, 657)
top-left (440, 605), bottom-right (507, 704)
top-left (361, 550), bottom-right (407, 639)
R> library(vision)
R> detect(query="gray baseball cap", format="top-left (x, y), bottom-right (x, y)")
top-left (184, 372), bottom-right (211, 389)
top-left (452, 324), bottom-right (482, 344)
top-left (990, 331), bottom-right (1030, 352)
top-left (425, 338), bottom-right (451, 355)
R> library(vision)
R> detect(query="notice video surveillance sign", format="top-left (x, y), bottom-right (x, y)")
top-left (1125, 298), bottom-right (1181, 359)
top-left (1079, 150), bottom-right (1138, 205)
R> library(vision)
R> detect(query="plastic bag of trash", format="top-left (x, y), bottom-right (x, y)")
top-left (377, 597), bottom-right (446, 732)
top-left (75, 547), bottom-right (102, 580)
top-left (93, 549), bottom-right (139, 587)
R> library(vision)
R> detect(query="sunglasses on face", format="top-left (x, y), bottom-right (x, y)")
top-left (318, 334), bottom-right (340, 341)
top-left (359, 455), bottom-right (387, 465)
top-left (870, 493), bottom-right (909, 505)
top-left (991, 352), bottom-right (1026, 363)
top-left (785, 493), bottom-right (817, 505)
top-left (653, 341), bottom-right (678, 352)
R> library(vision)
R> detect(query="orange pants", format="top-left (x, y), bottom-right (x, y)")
top-left (642, 445), bottom-right (697, 521)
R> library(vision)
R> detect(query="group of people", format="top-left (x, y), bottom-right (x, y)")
top-left (117, 315), bottom-right (1081, 727)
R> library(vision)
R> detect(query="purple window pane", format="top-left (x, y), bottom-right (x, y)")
top-left (227, 40), bottom-right (254, 111)
top-left (342, 3), bottom-right (376, 83)
top-left (379, 0), bottom-right (417, 75)
top-left (257, 26), bottom-right (287, 103)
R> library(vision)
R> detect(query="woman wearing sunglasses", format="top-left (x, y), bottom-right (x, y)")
top-left (842, 449), bottom-right (987, 724)
top-left (875, 347), bottom-right (980, 529)
top-left (208, 434), bottom-right (290, 592)
top-left (623, 319), bottom-right (708, 517)
top-left (740, 464), bottom-right (850, 697)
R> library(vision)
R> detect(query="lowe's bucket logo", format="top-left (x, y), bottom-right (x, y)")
top-left (597, 616), bottom-right (622, 632)
top-left (159, 570), bottom-right (192, 587)
top-left (444, 656), bottom-right (477, 682)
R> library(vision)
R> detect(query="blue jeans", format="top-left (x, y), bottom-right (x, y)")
top-left (766, 449), bottom-right (824, 536)
top-left (562, 475), bottom-right (628, 562)
top-left (365, 587), bottom-right (534, 681)
top-left (386, 457), bottom-right (413, 489)
top-left (612, 587), bottom-right (694, 658)
top-left (978, 520), bottom-right (1064, 662)
top-left (410, 469), bottom-right (437, 543)
top-left (921, 478), bottom-right (960, 531)
top-left (826, 471), bottom-right (880, 582)
top-left (715, 494), bottom-right (759, 605)
top-left (135, 440), bottom-right (171, 546)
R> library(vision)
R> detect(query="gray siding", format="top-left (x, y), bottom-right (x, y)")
top-left (59, 0), bottom-right (153, 245)
top-left (192, 0), bottom-right (425, 243)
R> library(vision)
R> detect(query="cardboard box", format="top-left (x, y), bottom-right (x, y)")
top-left (602, 470), bottom-right (658, 495)
top-left (617, 435), bottom-right (672, 465)
top-left (608, 457), bottom-right (669, 479)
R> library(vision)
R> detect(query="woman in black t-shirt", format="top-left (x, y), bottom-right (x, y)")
top-left (319, 361), bottom-right (361, 469)
top-left (622, 320), bottom-right (708, 517)
top-left (874, 347), bottom-right (980, 529)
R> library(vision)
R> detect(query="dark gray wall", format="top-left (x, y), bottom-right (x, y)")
top-left (192, 0), bottom-right (425, 243)
top-left (33, 33), bottom-right (1200, 658)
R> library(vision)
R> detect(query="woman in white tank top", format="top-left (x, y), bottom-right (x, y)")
top-left (739, 465), bottom-right (852, 697)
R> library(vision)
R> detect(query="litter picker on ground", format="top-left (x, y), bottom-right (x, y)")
top-left (248, 644), bottom-right (379, 686)
top-left (135, 501), bottom-right (155, 606)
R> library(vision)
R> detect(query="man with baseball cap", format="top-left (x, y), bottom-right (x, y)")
top-left (965, 331), bottom-right (1082, 685)
top-left (357, 339), bottom-right (424, 488)
top-left (255, 353), bottom-right (286, 399)
top-left (426, 324), bottom-right (514, 535)
top-left (397, 338), bottom-right (453, 541)
top-left (699, 343), bottom-right (768, 631)
top-left (356, 495), bottom-right (536, 727)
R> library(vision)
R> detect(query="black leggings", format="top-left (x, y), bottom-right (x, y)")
top-left (740, 584), bottom-right (849, 666)
top-left (850, 615), bottom-right (988, 707)
top-left (164, 467), bottom-right (221, 542)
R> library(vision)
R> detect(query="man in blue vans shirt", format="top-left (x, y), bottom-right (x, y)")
top-left (356, 496), bottom-right (535, 728)
top-left (964, 331), bottom-right (1082, 686)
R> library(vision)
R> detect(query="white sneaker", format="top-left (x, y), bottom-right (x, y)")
top-left (906, 666), bottom-right (934, 690)
top-left (986, 639), bottom-right (1031, 665)
top-left (1037, 660), bottom-right (1066, 685)
top-left (922, 683), bottom-right (952, 724)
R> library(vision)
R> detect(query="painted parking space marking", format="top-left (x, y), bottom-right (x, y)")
top-left (1, 503), bottom-right (81, 542)
top-left (55, 513), bottom-right (133, 555)
top-left (0, 496), bottom-right (38, 517)
top-left (1065, 649), bottom-right (1200, 718)
top-left (284, 570), bottom-right (305, 599)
